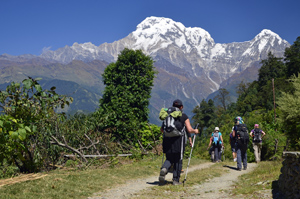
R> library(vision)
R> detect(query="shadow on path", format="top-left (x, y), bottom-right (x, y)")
top-left (223, 165), bottom-right (239, 171)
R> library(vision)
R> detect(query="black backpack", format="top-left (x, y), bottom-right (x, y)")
top-left (235, 124), bottom-right (249, 144)
top-left (253, 128), bottom-right (262, 143)
top-left (162, 107), bottom-right (184, 137)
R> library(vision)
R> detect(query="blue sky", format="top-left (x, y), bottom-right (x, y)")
top-left (1, 0), bottom-right (299, 56)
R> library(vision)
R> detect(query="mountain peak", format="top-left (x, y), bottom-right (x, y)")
top-left (132, 16), bottom-right (214, 55)
top-left (255, 29), bottom-right (283, 42)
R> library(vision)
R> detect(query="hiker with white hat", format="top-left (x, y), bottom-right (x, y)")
top-left (207, 127), bottom-right (224, 162)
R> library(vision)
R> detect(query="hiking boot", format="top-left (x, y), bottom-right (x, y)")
top-left (159, 168), bottom-right (167, 185)
top-left (243, 167), bottom-right (247, 170)
top-left (173, 180), bottom-right (182, 186)
top-left (237, 168), bottom-right (242, 171)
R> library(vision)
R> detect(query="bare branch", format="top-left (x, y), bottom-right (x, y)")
top-left (84, 134), bottom-right (101, 155)
top-left (50, 135), bottom-right (87, 162)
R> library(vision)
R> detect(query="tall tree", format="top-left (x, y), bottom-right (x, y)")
top-left (214, 88), bottom-right (230, 111)
top-left (277, 74), bottom-right (300, 150)
top-left (285, 36), bottom-right (300, 77)
top-left (96, 48), bottom-right (157, 141)
top-left (258, 52), bottom-right (286, 87)
top-left (192, 99), bottom-right (216, 134)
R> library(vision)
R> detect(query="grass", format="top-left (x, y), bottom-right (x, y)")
top-left (0, 155), bottom-right (207, 199)
top-left (0, 157), bottom-right (283, 199)
top-left (231, 160), bottom-right (283, 198)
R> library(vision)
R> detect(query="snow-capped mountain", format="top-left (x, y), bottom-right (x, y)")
top-left (41, 42), bottom-right (114, 64)
top-left (99, 17), bottom-right (289, 90)
top-left (1, 16), bottom-right (290, 124)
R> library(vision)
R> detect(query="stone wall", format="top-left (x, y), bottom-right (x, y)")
top-left (278, 151), bottom-right (300, 199)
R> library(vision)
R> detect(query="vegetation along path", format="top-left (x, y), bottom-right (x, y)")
top-left (88, 162), bottom-right (264, 199)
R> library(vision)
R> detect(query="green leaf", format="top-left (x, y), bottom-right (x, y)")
top-left (25, 126), bottom-right (31, 132)
top-left (10, 131), bottom-right (19, 139)
top-left (34, 77), bottom-right (42, 81)
top-left (34, 84), bottom-right (42, 92)
top-left (22, 79), bottom-right (33, 89)
top-left (32, 125), bottom-right (37, 132)
top-left (18, 128), bottom-right (27, 141)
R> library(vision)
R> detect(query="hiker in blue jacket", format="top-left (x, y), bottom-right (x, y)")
top-left (159, 99), bottom-right (199, 186)
top-left (207, 127), bottom-right (224, 162)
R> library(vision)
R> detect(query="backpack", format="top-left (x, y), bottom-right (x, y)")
top-left (159, 107), bottom-right (184, 137)
top-left (235, 124), bottom-right (249, 144)
top-left (253, 128), bottom-right (262, 143)
top-left (213, 132), bottom-right (221, 146)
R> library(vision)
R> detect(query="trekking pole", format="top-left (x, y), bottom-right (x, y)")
top-left (183, 123), bottom-right (199, 187)
top-left (161, 153), bottom-right (164, 169)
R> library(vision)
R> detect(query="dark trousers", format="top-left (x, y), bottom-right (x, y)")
top-left (162, 153), bottom-right (182, 182)
top-left (236, 142), bottom-right (248, 169)
top-left (213, 145), bottom-right (221, 162)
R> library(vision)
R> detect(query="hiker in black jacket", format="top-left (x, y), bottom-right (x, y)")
top-left (232, 116), bottom-right (249, 171)
top-left (159, 99), bottom-right (199, 186)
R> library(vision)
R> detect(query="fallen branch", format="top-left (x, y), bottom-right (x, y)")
top-left (50, 135), bottom-right (88, 162)
top-left (84, 134), bottom-right (101, 155)
top-left (64, 154), bottom-right (132, 158)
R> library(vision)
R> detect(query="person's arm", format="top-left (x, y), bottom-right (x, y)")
top-left (184, 119), bottom-right (199, 134)
top-left (232, 129), bottom-right (236, 137)
top-left (220, 135), bottom-right (224, 143)
top-left (261, 130), bottom-right (266, 138)
top-left (250, 129), bottom-right (254, 137)
top-left (207, 138), bottom-right (212, 150)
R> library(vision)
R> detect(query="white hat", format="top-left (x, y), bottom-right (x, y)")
top-left (214, 127), bottom-right (219, 131)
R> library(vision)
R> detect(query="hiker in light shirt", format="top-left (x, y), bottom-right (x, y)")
top-left (250, 124), bottom-right (266, 163)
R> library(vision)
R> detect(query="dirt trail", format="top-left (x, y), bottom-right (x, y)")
top-left (88, 162), bottom-right (214, 199)
top-left (88, 162), bottom-right (267, 199)
top-left (186, 163), bottom-right (259, 199)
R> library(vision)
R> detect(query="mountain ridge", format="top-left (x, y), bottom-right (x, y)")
top-left (0, 16), bottom-right (290, 124)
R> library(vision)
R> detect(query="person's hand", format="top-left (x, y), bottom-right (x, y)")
top-left (207, 147), bottom-right (209, 150)
top-left (190, 142), bottom-right (193, 147)
top-left (195, 129), bottom-right (199, 134)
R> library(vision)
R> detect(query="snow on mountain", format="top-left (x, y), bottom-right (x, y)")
top-left (131, 16), bottom-right (214, 57)
top-left (0, 16), bottom-right (291, 125)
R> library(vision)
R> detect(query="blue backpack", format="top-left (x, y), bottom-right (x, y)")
top-left (213, 132), bottom-right (221, 146)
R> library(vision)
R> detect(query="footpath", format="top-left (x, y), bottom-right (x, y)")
top-left (88, 162), bottom-right (274, 199)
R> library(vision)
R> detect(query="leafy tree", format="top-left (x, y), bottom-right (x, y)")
top-left (258, 52), bottom-right (286, 87)
top-left (277, 74), bottom-right (300, 150)
top-left (95, 48), bottom-right (157, 143)
top-left (0, 77), bottom-right (71, 172)
top-left (192, 99), bottom-right (216, 136)
top-left (214, 88), bottom-right (230, 111)
top-left (285, 36), bottom-right (300, 77)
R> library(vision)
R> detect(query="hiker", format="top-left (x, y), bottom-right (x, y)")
top-left (207, 127), bottom-right (224, 162)
top-left (232, 116), bottom-right (249, 171)
top-left (250, 124), bottom-right (266, 163)
top-left (229, 128), bottom-right (237, 162)
top-left (159, 99), bottom-right (199, 186)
